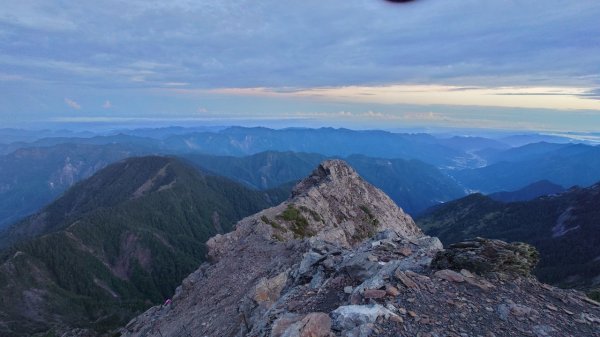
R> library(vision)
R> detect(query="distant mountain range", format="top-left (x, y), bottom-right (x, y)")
top-left (416, 183), bottom-right (600, 294)
top-left (450, 143), bottom-right (600, 193)
top-left (2, 126), bottom-right (600, 228)
top-left (162, 127), bottom-right (465, 166)
top-left (0, 127), bottom-right (508, 167)
top-left (0, 156), bottom-right (280, 336)
top-left (489, 180), bottom-right (565, 203)
top-left (187, 151), bottom-right (466, 215)
top-left (0, 146), bottom-right (468, 229)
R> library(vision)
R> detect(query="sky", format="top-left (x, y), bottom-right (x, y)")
top-left (1, 0), bottom-right (600, 131)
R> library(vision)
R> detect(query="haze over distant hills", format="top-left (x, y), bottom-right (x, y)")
top-left (2, 127), bottom-right (600, 230)
top-left (451, 143), bottom-right (600, 193)
top-left (489, 180), bottom-right (565, 203)
top-left (0, 145), bottom-right (465, 229)
top-left (187, 151), bottom-right (466, 215)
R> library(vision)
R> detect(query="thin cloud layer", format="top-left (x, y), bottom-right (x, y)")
top-left (194, 85), bottom-right (600, 110)
top-left (0, 0), bottom-right (599, 129)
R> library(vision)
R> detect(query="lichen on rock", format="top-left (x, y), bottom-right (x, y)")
top-left (431, 237), bottom-right (539, 276)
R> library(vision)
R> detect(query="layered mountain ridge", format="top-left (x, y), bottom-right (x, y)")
top-left (122, 160), bottom-right (600, 337)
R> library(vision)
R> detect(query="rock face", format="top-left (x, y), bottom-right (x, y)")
top-left (207, 159), bottom-right (422, 262)
top-left (431, 237), bottom-right (540, 276)
top-left (121, 161), bottom-right (600, 337)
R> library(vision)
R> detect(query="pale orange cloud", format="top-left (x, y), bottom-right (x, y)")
top-left (173, 84), bottom-right (600, 111)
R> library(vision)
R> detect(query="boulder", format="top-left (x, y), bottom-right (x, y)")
top-left (363, 289), bottom-right (386, 299)
top-left (431, 237), bottom-right (539, 276)
top-left (434, 269), bottom-right (465, 282)
top-left (331, 304), bottom-right (397, 331)
top-left (254, 271), bottom-right (288, 307)
top-left (394, 269), bottom-right (418, 289)
top-left (279, 312), bottom-right (333, 337)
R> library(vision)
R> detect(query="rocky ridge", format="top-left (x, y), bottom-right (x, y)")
top-left (121, 160), bottom-right (599, 337)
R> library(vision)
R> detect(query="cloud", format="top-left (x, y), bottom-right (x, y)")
top-left (102, 100), bottom-right (112, 109)
top-left (177, 84), bottom-right (600, 111)
top-left (579, 88), bottom-right (600, 100)
top-left (197, 107), bottom-right (208, 113)
top-left (164, 82), bottom-right (189, 87)
top-left (1, 0), bottom-right (599, 90)
top-left (402, 112), bottom-right (448, 122)
top-left (64, 98), bottom-right (81, 110)
top-left (1, 0), bottom-right (600, 131)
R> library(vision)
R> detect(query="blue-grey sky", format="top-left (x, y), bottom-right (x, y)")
top-left (1, 0), bottom-right (600, 131)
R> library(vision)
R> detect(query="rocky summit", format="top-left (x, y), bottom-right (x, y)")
top-left (121, 160), bottom-right (600, 337)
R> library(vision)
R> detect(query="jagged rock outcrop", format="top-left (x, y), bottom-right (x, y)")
top-left (431, 237), bottom-right (540, 276)
top-left (121, 160), bottom-right (600, 337)
top-left (206, 159), bottom-right (422, 263)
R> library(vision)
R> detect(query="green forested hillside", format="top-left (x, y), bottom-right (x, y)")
top-left (0, 156), bottom-right (276, 336)
top-left (0, 143), bottom-right (147, 229)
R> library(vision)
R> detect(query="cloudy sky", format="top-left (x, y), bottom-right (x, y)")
top-left (1, 0), bottom-right (599, 131)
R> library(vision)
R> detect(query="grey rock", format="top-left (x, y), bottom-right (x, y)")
top-left (496, 304), bottom-right (509, 321)
top-left (271, 313), bottom-right (303, 337)
top-left (339, 254), bottom-right (380, 283)
top-left (374, 229), bottom-right (399, 241)
top-left (431, 237), bottom-right (539, 276)
top-left (331, 304), bottom-right (397, 331)
top-left (280, 312), bottom-right (333, 337)
top-left (343, 323), bottom-right (374, 337)
top-left (254, 271), bottom-right (288, 307)
top-left (532, 324), bottom-right (556, 337)
top-left (309, 268), bottom-right (326, 289)
top-left (298, 251), bottom-right (325, 276)
top-left (434, 269), bottom-right (465, 283)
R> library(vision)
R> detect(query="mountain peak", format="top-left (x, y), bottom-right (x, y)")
top-left (207, 160), bottom-right (424, 261)
top-left (288, 159), bottom-right (423, 246)
top-left (292, 159), bottom-right (360, 197)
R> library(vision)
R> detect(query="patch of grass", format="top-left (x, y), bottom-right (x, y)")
top-left (360, 205), bottom-right (380, 227)
top-left (261, 215), bottom-right (287, 232)
top-left (277, 204), bottom-right (314, 238)
top-left (360, 205), bottom-right (374, 218)
top-left (299, 206), bottom-right (323, 223)
top-left (589, 289), bottom-right (600, 302)
top-left (350, 205), bottom-right (381, 242)
top-left (272, 233), bottom-right (285, 242)
top-left (351, 225), bottom-right (377, 242)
